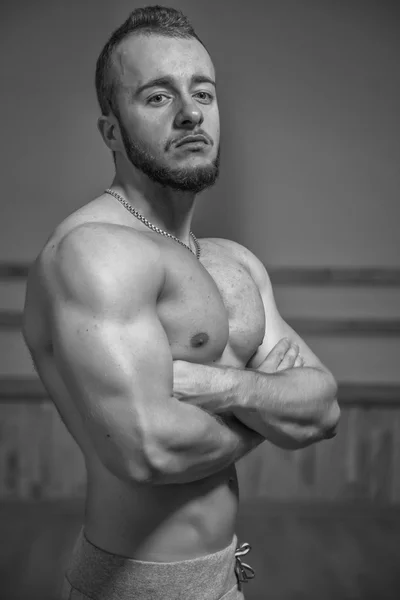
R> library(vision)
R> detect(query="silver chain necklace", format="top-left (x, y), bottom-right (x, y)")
top-left (104, 188), bottom-right (200, 260)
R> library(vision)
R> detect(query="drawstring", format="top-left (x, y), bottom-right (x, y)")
top-left (234, 542), bottom-right (255, 590)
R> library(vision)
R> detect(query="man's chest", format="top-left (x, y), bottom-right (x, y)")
top-left (157, 239), bottom-right (266, 367)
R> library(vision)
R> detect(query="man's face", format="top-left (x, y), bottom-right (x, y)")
top-left (112, 34), bottom-right (220, 193)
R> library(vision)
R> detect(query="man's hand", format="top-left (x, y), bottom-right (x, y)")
top-left (259, 337), bottom-right (304, 373)
top-left (172, 338), bottom-right (303, 414)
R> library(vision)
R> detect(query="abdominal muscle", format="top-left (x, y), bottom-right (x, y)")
top-left (83, 451), bottom-right (239, 561)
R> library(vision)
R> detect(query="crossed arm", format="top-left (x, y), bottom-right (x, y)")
top-left (173, 241), bottom-right (340, 451)
top-left (42, 227), bottom-right (339, 487)
top-left (173, 338), bottom-right (339, 450)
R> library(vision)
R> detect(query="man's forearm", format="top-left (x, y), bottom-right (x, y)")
top-left (150, 397), bottom-right (264, 485)
top-left (229, 366), bottom-right (340, 448)
top-left (174, 363), bottom-right (340, 449)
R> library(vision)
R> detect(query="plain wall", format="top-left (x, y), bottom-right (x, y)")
top-left (1, 0), bottom-right (399, 383)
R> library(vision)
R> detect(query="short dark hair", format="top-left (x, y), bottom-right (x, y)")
top-left (95, 5), bottom-right (206, 118)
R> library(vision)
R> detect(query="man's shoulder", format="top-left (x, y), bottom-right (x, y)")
top-left (33, 220), bottom-right (161, 300)
top-left (45, 219), bottom-right (158, 266)
top-left (201, 237), bottom-right (271, 289)
top-left (200, 237), bottom-right (260, 270)
top-left (37, 193), bottom-right (157, 265)
top-left (201, 236), bottom-right (247, 255)
top-left (56, 220), bottom-right (152, 250)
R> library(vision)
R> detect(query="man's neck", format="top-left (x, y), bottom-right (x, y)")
top-left (110, 172), bottom-right (197, 245)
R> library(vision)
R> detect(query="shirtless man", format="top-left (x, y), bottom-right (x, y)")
top-left (22, 6), bottom-right (340, 600)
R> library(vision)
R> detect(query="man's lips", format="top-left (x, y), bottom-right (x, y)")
top-left (175, 134), bottom-right (209, 147)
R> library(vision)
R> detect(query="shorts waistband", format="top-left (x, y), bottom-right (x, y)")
top-left (66, 529), bottom-right (241, 600)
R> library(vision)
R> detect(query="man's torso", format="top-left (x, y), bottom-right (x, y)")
top-left (23, 194), bottom-right (266, 560)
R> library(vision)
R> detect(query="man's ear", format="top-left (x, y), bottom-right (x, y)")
top-left (97, 114), bottom-right (121, 153)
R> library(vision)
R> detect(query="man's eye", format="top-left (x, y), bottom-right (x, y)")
top-left (195, 92), bottom-right (213, 103)
top-left (148, 94), bottom-right (168, 105)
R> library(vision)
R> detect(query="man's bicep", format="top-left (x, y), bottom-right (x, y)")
top-left (52, 302), bottom-right (173, 409)
top-left (49, 227), bottom-right (174, 481)
top-left (51, 299), bottom-right (174, 480)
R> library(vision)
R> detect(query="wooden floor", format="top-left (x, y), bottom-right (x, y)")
top-left (0, 500), bottom-right (400, 600)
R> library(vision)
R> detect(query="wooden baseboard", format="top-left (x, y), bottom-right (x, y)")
top-left (1, 498), bottom-right (399, 518)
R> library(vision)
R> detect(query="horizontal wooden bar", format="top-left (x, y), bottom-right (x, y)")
top-left (1, 378), bottom-right (399, 406)
top-left (1, 498), bottom-right (400, 517)
top-left (268, 267), bottom-right (400, 287)
top-left (287, 317), bottom-right (400, 336)
top-left (2, 499), bottom-right (400, 520)
top-left (2, 264), bottom-right (400, 286)
top-left (2, 311), bottom-right (400, 336)
top-left (0, 264), bottom-right (30, 280)
top-left (0, 311), bottom-right (22, 329)
top-left (0, 378), bottom-right (47, 400)
top-left (337, 383), bottom-right (400, 406)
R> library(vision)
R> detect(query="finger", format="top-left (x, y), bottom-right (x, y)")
top-left (261, 338), bottom-right (291, 371)
top-left (277, 343), bottom-right (300, 371)
top-left (293, 355), bottom-right (301, 368)
top-left (293, 355), bottom-right (304, 368)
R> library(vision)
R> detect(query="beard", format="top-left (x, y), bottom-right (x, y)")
top-left (118, 119), bottom-right (220, 194)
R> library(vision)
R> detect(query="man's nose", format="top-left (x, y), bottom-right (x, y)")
top-left (174, 100), bottom-right (203, 129)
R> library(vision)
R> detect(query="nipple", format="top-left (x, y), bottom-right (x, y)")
top-left (190, 332), bottom-right (209, 348)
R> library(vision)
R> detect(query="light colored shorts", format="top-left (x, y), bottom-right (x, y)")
top-left (61, 528), bottom-right (255, 600)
